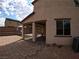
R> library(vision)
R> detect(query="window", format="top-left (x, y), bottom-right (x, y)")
top-left (74, 0), bottom-right (79, 7)
top-left (56, 18), bottom-right (71, 36)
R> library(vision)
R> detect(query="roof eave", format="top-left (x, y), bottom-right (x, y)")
top-left (21, 12), bottom-right (35, 23)
top-left (21, 0), bottom-right (38, 23)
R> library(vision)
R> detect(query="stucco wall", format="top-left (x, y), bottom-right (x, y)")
top-left (5, 20), bottom-right (21, 27)
top-left (46, 17), bottom-right (79, 45)
top-left (46, 20), bottom-right (71, 45)
top-left (23, 0), bottom-right (77, 23)
top-left (45, 6), bottom-right (79, 45)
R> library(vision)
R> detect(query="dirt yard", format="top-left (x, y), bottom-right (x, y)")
top-left (0, 35), bottom-right (79, 59)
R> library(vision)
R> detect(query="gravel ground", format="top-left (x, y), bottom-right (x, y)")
top-left (0, 35), bottom-right (79, 59)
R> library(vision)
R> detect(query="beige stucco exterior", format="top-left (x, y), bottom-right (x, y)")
top-left (22, 0), bottom-right (79, 45)
top-left (5, 18), bottom-right (21, 27)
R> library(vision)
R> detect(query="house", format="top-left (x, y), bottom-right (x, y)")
top-left (5, 18), bottom-right (21, 27)
top-left (5, 18), bottom-right (22, 35)
top-left (5, 18), bottom-right (32, 35)
top-left (0, 18), bottom-right (22, 36)
top-left (21, 0), bottom-right (79, 45)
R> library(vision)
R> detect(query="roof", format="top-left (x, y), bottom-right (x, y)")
top-left (32, 0), bottom-right (38, 4)
top-left (6, 18), bottom-right (21, 23)
top-left (21, 12), bottom-right (35, 23)
top-left (21, 0), bottom-right (38, 23)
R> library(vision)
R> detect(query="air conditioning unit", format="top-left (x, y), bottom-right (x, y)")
top-left (72, 37), bottom-right (79, 52)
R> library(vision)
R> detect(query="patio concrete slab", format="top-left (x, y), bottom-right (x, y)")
top-left (0, 35), bottom-right (79, 59)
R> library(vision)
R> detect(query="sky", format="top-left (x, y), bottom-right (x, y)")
top-left (0, 0), bottom-right (34, 27)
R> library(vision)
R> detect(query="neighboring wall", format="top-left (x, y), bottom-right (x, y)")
top-left (0, 27), bottom-right (18, 36)
top-left (23, 0), bottom-right (79, 45)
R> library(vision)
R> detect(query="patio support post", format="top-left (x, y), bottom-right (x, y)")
top-left (22, 24), bottom-right (24, 40)
top-left (32, 22), bottom-right (36, 42)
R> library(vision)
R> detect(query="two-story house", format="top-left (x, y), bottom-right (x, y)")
top-left (5, 18), bottom-right (21, 27)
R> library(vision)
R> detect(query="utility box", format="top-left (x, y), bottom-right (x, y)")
top-left (72, 37), bottom-right (79, 52)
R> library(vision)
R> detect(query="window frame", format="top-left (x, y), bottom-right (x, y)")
top-left (74, 0), bottom-right (79, 7)
top-left (55, 18), bottom-right (71, 37)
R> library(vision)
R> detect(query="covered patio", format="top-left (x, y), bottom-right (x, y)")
top-left (22, 20), bottom-right (46, 43)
